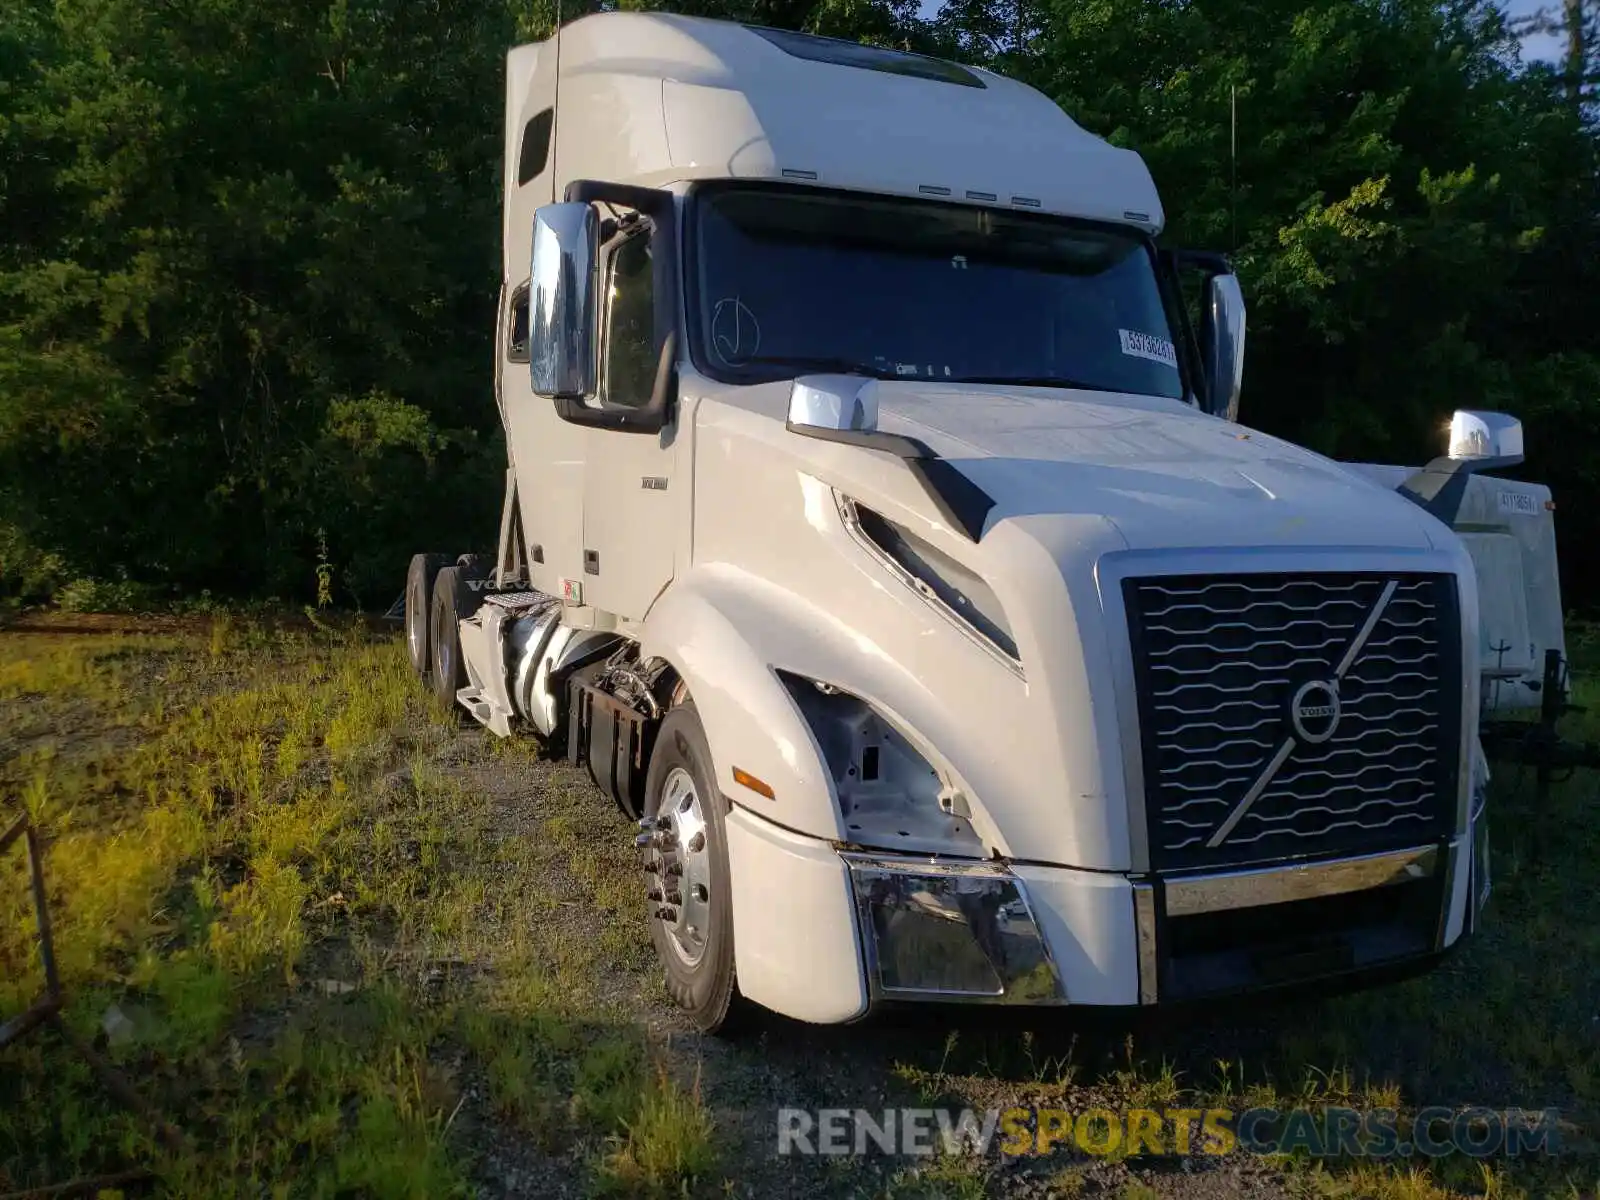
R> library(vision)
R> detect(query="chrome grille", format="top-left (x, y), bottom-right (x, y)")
top-left (1125, 573), bottom-right (1460, 870)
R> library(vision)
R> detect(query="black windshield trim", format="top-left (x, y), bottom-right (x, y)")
top-left (682, 179), bottom-right (1193, 399)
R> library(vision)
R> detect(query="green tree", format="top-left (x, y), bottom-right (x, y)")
top-left (0, 0), bottom-right (517, 603)
top-left (2, 0), bottom-right (1597, 608)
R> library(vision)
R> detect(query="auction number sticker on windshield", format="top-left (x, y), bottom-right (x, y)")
top-left (1118, 329), bottom-right (1177, 368)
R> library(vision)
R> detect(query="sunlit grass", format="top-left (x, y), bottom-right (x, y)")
top-left (0, 615), bottom-right (712, 1197)
top-left (594, 1062), bottom-right (719, 1198)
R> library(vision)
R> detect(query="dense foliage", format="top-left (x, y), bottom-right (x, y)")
top-left (2, 0), bottom-right (1596, 606)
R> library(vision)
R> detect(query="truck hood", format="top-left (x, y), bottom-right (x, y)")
top-left (871, 383), bottom-right (1441, 551)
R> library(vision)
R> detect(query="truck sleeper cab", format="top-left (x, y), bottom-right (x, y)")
top-left (403, 13), bottom-right (1506, 1031)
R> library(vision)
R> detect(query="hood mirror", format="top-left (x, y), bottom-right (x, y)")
top-left (783, 376), bottom-right (994, 543)
top-left (787, 375), bottom-right (880, 433)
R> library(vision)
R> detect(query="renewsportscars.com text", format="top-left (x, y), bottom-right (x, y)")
top-left (776, 1106), bottom-right (1562, 1159)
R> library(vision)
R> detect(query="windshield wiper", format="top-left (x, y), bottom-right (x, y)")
top-left (945, 373), bottom-right (1105, 391)
top-left (734, 354), bottom-right (903, 380)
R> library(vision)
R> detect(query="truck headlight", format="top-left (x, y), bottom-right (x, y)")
top-left (843, 853), bottom-right (1063, 1003)
top-left (778, 670), bottom-right (986, 857)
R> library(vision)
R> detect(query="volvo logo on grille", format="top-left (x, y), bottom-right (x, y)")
top-left (1206, 579), bottom-right (1399, 849)
top-left (1289, 679), bottom-right (1341, 744)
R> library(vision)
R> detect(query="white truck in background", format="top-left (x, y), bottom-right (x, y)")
top-left (402, 13), bottom-right (1558, 1031)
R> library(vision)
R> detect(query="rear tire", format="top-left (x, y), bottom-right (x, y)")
top-left (405, 553), bottom-right (453, 679)
top-left (428, 566), bottom-right (476, 713)
top-left (642, 704), bottom-right (746, 1035)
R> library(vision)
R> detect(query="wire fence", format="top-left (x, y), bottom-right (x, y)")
top-left (1, 812), bottom-right (183, 1198)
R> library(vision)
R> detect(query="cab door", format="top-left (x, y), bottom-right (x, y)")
top-left (501, 50), bottom-right (588, 595)
top-left (578, 217), bottom-right (679, 620)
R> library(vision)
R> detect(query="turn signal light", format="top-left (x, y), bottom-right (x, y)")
top-left (732, 767), bottom-right (775, 799)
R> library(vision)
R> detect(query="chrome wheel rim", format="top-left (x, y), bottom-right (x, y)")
top-left (654, 766), bottom-right (712, 967)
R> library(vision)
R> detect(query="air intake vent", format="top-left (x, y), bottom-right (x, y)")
top-left (849, 502), bottom-right (1017, 661)
top-left (1124, 573), bottom-right (1461, 870)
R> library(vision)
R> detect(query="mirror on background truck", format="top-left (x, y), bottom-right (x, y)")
top-left (1447, 409), bottom-right (1524, 466)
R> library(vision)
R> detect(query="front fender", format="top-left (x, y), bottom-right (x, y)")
top-left (639, 563), bottom-right (848, 839)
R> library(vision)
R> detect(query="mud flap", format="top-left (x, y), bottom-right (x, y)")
top-left (1467, 811), bottom-right (1492, 935)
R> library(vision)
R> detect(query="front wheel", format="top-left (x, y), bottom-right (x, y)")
top-left (642, 704), bottom-right (745, 1034)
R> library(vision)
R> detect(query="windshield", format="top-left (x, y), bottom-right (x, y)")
top-left (691, 186), bottom-right (1184, 399)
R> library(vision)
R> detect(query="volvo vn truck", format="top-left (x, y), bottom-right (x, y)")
top-left (402, 13), bottom-right (1536, 1032)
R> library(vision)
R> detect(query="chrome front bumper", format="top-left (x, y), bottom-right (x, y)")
top-left (1130, 837), bottom-right (1473, 1004)
top-left (844, 812), bottom-right (1488, 1007)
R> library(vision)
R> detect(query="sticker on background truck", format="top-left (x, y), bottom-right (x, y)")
top-left (1118, 329), bottom-right (1177, 368)
top-left (1497, 490), bottom-right (1540, 517)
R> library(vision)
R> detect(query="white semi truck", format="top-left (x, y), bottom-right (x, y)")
top-left (403, 13), bottom-right (1560, 1032)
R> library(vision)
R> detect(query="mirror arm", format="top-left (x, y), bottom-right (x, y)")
top-left (565, 179), bottom-right (672, 216)
top-left (784, 423), bottom-right (995, 542)
top-left (1396, 452), bottom-right (1525, 524)
top-left (1173, 248), bottom-right (1233, 275)
top-left (554, 332), bottom-right (678, 434)
top-left (1157, 248), bottom-right (1206, 408)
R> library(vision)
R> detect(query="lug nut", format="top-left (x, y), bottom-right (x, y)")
top-left (664, 889), bottom-right (683, 906)
top-left (633, 832), bottom-right (654, 849)
top-left (638, 816), bottom-right (657, 831)
top-left (665, 861), bottom-right (683, 877)
top-left (646, 887), bottom-right (663, 903)
top-left (687, 831), bottom-right (706, 853)
top-left (642, 860), bottom-right (659, 874)
top-left (656, 906), bottom-right (678, 922)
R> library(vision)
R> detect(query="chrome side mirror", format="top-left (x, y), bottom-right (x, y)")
top-left (1448, 409), bottom-right (1524, 466)
top-left (786, 375), bottom-right (880, 433)
top-left (529, 202), bottom-right (598, 399)
top-left (1200, 273), bottom-right (1246, 422)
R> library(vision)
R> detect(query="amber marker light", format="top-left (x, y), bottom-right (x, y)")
top-left (732, 767), bottom-right (775, 799)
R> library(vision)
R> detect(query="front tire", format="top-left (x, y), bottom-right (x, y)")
top-left (642, 704), bottom-right (744, 1034)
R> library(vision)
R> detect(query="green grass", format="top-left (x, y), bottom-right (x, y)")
top-left (0, 613), bottom-right (714, 1197)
